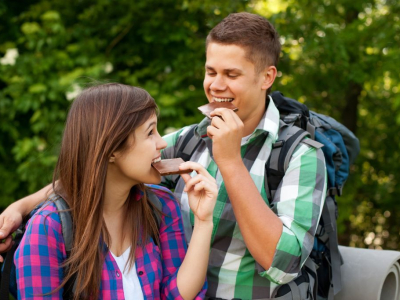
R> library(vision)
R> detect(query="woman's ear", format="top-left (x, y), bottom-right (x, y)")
top-left (261, 65), bottom-right (277, 91)
top-left (109, 155), bottom-right (116, 163)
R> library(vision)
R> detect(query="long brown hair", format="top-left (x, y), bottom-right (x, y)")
top-left (52, 83), bottom-right (160, 299)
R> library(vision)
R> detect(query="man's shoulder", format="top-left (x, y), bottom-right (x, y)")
top-left (162, 124), bottom-right (198, 147)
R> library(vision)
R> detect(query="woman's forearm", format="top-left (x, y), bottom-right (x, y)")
top-left (177, 220), bottom-right (213, 300)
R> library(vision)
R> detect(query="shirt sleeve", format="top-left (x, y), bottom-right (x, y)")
top-left (260, 144), bottom-right (327, 284)
top-left (151, 186), bottom-right (207, 300)
top-left (14, 204), bottom-right (67, 299)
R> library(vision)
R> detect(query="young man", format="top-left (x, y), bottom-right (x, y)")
top-left (0, 12), bottom-right (326, 299)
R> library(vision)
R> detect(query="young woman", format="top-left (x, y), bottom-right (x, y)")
top-left (14, 83), bottom-right (217, 299)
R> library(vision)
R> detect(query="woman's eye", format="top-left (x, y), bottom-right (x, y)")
top-left (148, 130), bottom-right (154, 136)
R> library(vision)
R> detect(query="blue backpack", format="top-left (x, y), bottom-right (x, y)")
top-left (266, 91), bottom-right (359, 299)
top-left (174, 91), bottom-right (360, 300)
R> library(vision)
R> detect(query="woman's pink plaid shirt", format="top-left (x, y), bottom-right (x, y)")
top-left (15, 185), bottom-right (207, 299)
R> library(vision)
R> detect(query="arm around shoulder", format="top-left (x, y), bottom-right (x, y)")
top-left (0, 183), bottom-right (53, 241)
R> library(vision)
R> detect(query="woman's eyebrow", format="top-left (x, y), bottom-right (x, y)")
top-left (146, 122), bottom-right (157, 131)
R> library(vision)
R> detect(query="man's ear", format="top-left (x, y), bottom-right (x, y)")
top-left (261, 66), bottom-right (277, 91)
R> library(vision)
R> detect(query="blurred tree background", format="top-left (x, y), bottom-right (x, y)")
top-left (0, 0), bottom-right (399, 250)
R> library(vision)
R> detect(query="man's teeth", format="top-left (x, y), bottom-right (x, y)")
top-left (213, 97), bottom-right (234, 102)
top-left (152, 157), bottom-right (161, 164)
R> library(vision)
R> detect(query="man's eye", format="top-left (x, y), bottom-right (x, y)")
top-left (228, 74), bottom-right (238, 78)
top-left (206, 72), bottom-right (216, 76)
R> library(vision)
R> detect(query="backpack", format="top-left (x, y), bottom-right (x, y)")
top-left (174, 91), bottom-right (360, 300)
top-left (0, 189), bottom-right (163, 300)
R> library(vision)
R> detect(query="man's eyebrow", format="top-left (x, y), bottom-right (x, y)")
top-left (205, 66), bottom-right (242, 73)
top-left (224, 68), bottom-right (242, 73)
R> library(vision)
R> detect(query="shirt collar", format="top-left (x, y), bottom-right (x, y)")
top-left (196, 95), bottom-right (280, 142)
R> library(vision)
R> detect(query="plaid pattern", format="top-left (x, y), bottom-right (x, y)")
top-left (14, 184), bottom-right (207, 299)
top-left (161, 97), bottom-right (327, 299)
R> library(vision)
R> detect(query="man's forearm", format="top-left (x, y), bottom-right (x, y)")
top-left (0, 183), bottom-right (53, 241)
top-left (15, 183), bottom-right (53, 216)
top-left (219, 161), bottom-right (283, 270)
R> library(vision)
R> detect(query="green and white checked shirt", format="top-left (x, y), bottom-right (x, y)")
top-left (161, 98), bottom-right (327, 299)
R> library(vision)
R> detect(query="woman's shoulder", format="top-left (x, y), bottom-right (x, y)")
top-left (146, 184), bottom-right (175, 201)
top-left (26, 200), bottom-right (63, 231)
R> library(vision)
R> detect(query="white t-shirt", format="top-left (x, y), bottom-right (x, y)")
top-left (111, 247), bottom-right (144, 300)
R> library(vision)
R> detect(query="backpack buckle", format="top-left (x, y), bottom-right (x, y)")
top-left (328, 186), bottom-right (343, 197)
top-left (283, 114), bottom-right (301, 124)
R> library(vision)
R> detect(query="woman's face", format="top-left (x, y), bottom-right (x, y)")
top-left (110, 114), bottom-right (167, 186)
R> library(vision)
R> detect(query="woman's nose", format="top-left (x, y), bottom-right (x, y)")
top-left (157, 135), bottom-right (167, 150)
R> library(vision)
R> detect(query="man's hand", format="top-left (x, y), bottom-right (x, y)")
top-left (0, 208), bottom-right (23, 262)
top-left (207, 108), bottom-right (244, 167)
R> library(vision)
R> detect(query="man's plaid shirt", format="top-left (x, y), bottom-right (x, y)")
top-left (161, 98), bottom-right (327, 299)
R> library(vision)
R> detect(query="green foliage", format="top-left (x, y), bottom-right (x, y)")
top-left (1, 0), bottom-right (400, 251)
top-left (0, 0), bottom-right (248, 207)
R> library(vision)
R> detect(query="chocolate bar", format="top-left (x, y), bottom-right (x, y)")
top-left (152, 158), bottom-right (193, 176)
top-left (198, 101), bottom-right (238, 119)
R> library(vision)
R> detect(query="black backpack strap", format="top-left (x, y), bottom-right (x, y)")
top-left (266, 118), bottom-right (321, 201)
top-left (170, 124), bottom-right (202, 186)
top-left (176, 124), bottom-right (201, 162)
top-left (321, 195), bottom-right (342, 296)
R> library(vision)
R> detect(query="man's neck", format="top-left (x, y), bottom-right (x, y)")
top-left (242, 96), bottom-right (268, 137)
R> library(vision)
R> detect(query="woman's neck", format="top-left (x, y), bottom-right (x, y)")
top-left (103, 172), bottom-right (135, 256)
top-left (103, 168), bottom-right (135, 216)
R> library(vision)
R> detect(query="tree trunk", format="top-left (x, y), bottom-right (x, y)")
top-left (341, 81), bottom-right (362, 134)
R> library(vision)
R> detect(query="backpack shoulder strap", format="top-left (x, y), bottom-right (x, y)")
top-left (176, 124), bottom-right (201, 162)
top-left (51, 195), bottom-right (73, 254)
top-left (266, 117), bottom-right (323, 201)
top-left (49, 194), bottom-right (76, 299)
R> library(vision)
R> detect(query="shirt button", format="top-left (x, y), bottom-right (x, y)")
top-left (116, 271), bottom-right (120, 277)
top-left (138, 271), bottom-right (144, 276)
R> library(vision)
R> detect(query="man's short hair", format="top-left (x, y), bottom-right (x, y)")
top-left (206, 12), bottom-right (281, 73)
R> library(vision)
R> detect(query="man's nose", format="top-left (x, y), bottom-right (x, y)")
top-left (210, 75), bottom-right (226, 91)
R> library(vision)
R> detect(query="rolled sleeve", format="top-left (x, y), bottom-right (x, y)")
top-left (260, 144), bottom-right (327, 284)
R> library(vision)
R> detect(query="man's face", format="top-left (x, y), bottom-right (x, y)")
top-left (203, 42), bottom-right (273, 126)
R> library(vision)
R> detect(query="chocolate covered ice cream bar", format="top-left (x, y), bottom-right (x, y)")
top-left (198, 101), bottom-right (238, 119)
top-left (152, 158), bottom-right (193, 176)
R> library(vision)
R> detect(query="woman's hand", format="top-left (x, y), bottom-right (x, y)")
top-left (179, 161), bottom-right (217, 224)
